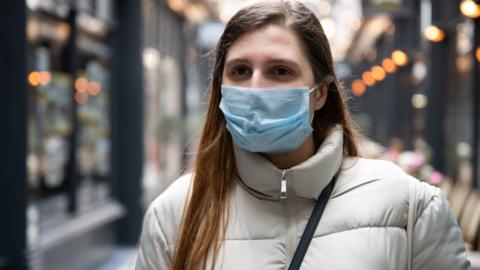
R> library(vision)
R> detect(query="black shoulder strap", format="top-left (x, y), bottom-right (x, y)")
top-left (288, 175), bottom-right (337, 270)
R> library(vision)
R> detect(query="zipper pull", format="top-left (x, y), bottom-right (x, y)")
top-left (280, 170), bottom-right (287, 199)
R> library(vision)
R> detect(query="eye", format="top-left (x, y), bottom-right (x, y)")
top-left (231, 65), bottom-right (250, 78)
top-left (271, 66), bottom-right (294, 77)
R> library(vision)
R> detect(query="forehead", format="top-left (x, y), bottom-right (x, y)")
top-left (224, 24), bottom-right (309, 64)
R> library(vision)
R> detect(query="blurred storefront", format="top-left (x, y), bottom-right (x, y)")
top-left (347, 0), bottom-right (480, 257)
top-left (24, 0), bottom-right (122, 269)
top-left (347, 0), bottom-right (480, 187)
top-left (142, 0), bottom-right (188, 203)
top-left (1, 0), bottom-right (149, 269)
top-left (1, 0), bottom-right (208, 268)
top-left (140, 0), bottom-right (224, 204)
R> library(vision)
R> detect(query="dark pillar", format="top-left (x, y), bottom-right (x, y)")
top-left (64, 8), bottom-right (79, 214)
top-left (473, 18), bottom-right (480, 188)
top-left (389, 0), bottom-right (421, 149)
top-left (0, 2), bottom-right (27, 270)
top-left (111, 0), bottom-right (144, 244)
top-left (425, 0), bottom-right (457, 172)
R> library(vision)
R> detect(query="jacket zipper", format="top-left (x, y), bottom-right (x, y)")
top-left (281, 170), bottom-right (287, 199)
top-left (281, 169), bottom-right (298, 269)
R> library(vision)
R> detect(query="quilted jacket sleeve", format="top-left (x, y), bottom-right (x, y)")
top-left (412, 183), bottom-right (471, 270)
top-left (134, 205), bottom-right (171, 270)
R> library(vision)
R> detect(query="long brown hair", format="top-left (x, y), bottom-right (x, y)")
top-left (172, 1), bottom-right (360, 269)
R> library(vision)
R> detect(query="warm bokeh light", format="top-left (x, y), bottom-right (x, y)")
top-left (351, 79), bottom-right (366, 96)
top-left (382, 58), bottom-right (397, 73)
top-left (391, 50), bottom-right (409, 67)
top-left (412, 94), bottom-right (428, 109)
top-left (58, 23), bottom-right (71, 41)
top-left (87, 81), bottom-right (101, 96)
top-left (75, 77), bottom-right (88, 92)
top-left (168, 0), bottom-right (185, 13)
top-left (28, 71), bottom-right (41, 86)
top-left (362, 71), bottom-right (376, 86)
top-left (424, 25), bottom-right (446, 43)
top-left (75, 91), bottom-right (88, 104)
top-left (320, 17), bottom-right (336, 39)
top-left (460, 0), bottom-right (480, 19)
top-left (476, 47), bottom-right (480, 62)
top-left (371, 66), bottom-right (386, 81)
top-left (184, 4), bottom-right (207, 23)
top-left (39, 71), bottom-right (52, 86)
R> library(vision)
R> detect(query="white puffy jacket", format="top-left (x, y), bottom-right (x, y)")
top-left (134, 128), bottom-right (471, 270)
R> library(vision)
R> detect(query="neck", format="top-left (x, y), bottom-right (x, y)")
top-left (264, 135), bottom-right (316, 170)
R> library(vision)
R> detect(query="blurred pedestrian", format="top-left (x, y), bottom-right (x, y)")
top-left (135, 1), bottom-right (470, 269)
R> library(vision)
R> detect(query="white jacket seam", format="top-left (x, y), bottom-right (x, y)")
top-left (167, 225), bottom-right (405, 244)
top-left (314, 225), bottom-right (406, 238)
top-left (414, 188), bottom-right (439, 227)
top-left (151, 207), bottom-right (172, 255)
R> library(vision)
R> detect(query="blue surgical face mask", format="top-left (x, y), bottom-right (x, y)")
top-left (219, 85), bottom-right (318, 154)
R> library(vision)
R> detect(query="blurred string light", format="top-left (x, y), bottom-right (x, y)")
top-left (411, 94), bottom-right (428, 109)
top-left (28, 71), bottom-right (51, 87)
top-left (87, 81), bottom-right (101, 96)
top-left (354, 48), bottom-right (420, 99)
top-left (362, 71), bottom-right (376, 86)
top-left (75, 92), bottom-right (88, 104)
top-left (28, 71), bottom-right (41, 86)
top-left (476, 47), bottom-right (480, 62)
top-left (381, 58), bottom-right (397, 73)
top-left (75, 77), bottom-right (88, 93)
top-left (371, 65), bottom-right (386, 81)
top-left (74, 77), bottom-right (102, 103)
top-left (460, 0), bottom-right (480, 19)
top-left (391, 50), bottom-right (409, 66)
top-left (39, 71), bottom-right (51, 86)
top-left (351, 79), bottom-right (366, 96)
top-left (424, 25), bottom-right (446, 43)
top-left (355, 50), bottom-right (412, 98)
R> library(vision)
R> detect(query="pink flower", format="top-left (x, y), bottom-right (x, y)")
top-left (398, 151), bottom-right (426, 173)
top-left (410, 154), bottom-right (425, 172)
top-left (428, 171), bottom-right (444, 185)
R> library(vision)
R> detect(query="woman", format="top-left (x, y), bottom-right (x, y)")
top-left (135, 1), bottom-right (470, 269)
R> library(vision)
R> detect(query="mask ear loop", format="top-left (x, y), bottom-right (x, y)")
top-left (308, 75), bottom-right (335, 125)
top-left (308, 85), bottom-right (319, 125)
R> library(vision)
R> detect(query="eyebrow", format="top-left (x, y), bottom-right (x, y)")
top-left (224, 58), bottom-right (302, 71)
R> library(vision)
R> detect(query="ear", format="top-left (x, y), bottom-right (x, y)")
top-left (312, 84), bottom-right (328, 110)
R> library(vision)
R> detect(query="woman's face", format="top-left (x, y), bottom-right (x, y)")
top-left (222, 24), bottom-right (315, 89)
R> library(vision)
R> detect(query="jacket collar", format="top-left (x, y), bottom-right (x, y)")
top-left (233, 126), bottom-right (344, 200)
